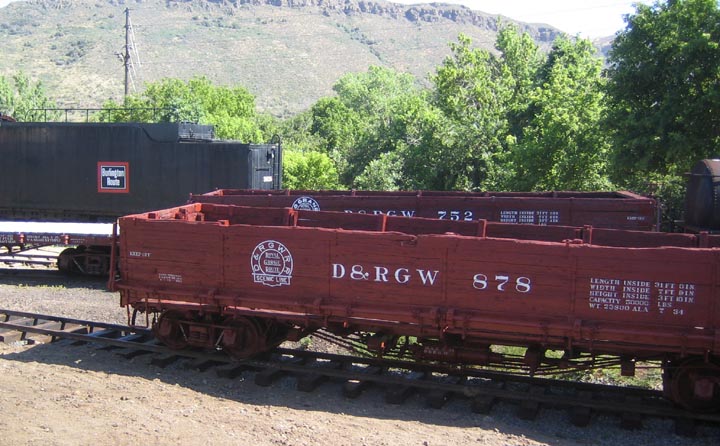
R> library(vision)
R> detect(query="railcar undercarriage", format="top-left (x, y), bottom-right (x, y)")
top-left (133, 307), bottom-right (720, 413)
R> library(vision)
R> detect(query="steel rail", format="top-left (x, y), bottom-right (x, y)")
top-left (0, 308), bottom-right (718, 429)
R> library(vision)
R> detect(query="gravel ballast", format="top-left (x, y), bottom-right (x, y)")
top-left (0, 270), bottom-right (719, 446)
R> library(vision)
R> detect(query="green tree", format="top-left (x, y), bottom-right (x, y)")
top-left (310, 66), bottom-right (425, 187)
top-left (309, 96), bottom-right (362, 182)
top-left (511, 36), bottom-right (612, 190)
top-left (495, 25), bottom-right (544, 138)
top-left (354, 152), bottom-right (404, 190)
top-left (282, 150), bottom-right (341, 190)
top-left (430, 33), bottom-right (514, 190)
top-left (97, 77), bottom-right (264, 141)
top-left (424, 29), bottom-right (613, 192)
top-left (0, 72), bottom-right (58, 121)
top-left (278, 111), bottom-right (342, 190)
top-left (606, 0), bottom-right (720, 181)
top-left (394, 95), bottom-right (454, 190)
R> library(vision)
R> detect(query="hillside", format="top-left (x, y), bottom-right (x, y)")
top-left (0, 0), bottom-right (562, 117)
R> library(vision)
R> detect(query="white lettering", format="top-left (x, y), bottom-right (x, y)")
top-left (516, 277), bottom-right (531, 293)
top-left (158, 273), bottom-right (182, 283)
top-left (498, 210), bottom-right (560, 225)
top-left (495, 275), bottom-right (510, 291)
top-left (472, 274), bottom-right (532, 293)
top-left (436, 210), bottom-right (474, 221)
top-left (374, 266), bottom-right (389, 283)
top-left (590, 297), bottom-right (621, 304)
top-left (588, 278), bottom-right (699, 316)
top-left (331, 263), bottom-right (437, 286)
top-left (350, 265), bottom-right (368, 281)
top-left (604, 304), bottom-right (631, 311)
top-left (395, 268), bottom-right (411, 284)
top-left (590, 278), bottom-right (621, 286)
top-left (473, 274), bottom-right (488, 290)
top-left (341, 209), bottom-right (417, 217)
top-left (417, 269), bottom-right (439, 285)
top-left (332, 263), bottom-right (345, 279)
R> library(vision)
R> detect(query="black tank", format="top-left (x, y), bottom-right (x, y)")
top-left (685, 159), bottom-right (720, 229)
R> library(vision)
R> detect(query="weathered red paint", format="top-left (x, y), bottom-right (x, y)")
top-left (190, 189), bottom-right (658, 231)
top-left (116, 203), bottom-right (719, 360)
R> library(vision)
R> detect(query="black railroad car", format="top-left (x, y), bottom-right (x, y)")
top-left (683, 158), bottom-right (720, 232)
top-left (0, 121), bottom-right (281, 222)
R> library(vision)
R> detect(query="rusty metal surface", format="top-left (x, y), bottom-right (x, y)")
top-left (116, 204), bottom-right (719, 359)
top-left (190, 189), bottom-right (658, 230)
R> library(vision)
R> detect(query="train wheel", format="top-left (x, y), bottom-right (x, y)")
top-left (221, 317), bottom-right (267, 359)
top-left (57, 248), bottom-right (79, 274)
top-left (669, 357), bottom-right (720, 412)
top-left (153, 311), bottom-right (189, 350)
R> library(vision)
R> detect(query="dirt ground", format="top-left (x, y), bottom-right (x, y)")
top-left (0, 269), bottom-right (719, 446)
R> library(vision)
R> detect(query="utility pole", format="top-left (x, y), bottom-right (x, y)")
top-left (124, 7), bottom-right (130, 98)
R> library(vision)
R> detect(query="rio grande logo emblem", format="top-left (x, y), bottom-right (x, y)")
top-left (291, 196), bottom-right (321, 211)
top-left (251, 240), bottom-right (293, 287)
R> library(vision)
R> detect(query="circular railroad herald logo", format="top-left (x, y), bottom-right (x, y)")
top-left (251, 240), bottom-right (293, 287)
top-left (291, 196), bottom-right (321, 211)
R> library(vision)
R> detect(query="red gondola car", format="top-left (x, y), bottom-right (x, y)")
top-left (114, 203), bottom-right (719, 412)
top-left (190, 189), bottom-right (658, 231)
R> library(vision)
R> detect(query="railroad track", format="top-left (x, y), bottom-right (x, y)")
top-left (0, 267), bottom-right (107, 288)
top-left (0, 268), bottom-right (65, 282)
top-left (0, 246), bottom-right (61, 269)
top-left (0, 253), bottom-right (57, 268)
top-left (0, 308), bottom-right (718, 435)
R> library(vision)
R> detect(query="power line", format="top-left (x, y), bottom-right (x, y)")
top-left (124, 8), bottom-right (130, 96)
top-left (115, 8), bottom-right (143, 97)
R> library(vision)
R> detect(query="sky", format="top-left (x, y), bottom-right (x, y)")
top-left (0, 0), bottom-right (653, 38)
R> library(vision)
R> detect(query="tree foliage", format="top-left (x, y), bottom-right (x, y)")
top-left (606, 0), bottom-right (720, 181)
top-left (296, 28), bottom-right (614, 192)
top-left (310, 66), bottom-right (426, 188)
top-left (388, 94), bottom-right (449, 190)
top-left (496, 26), bottom-right (544, 138)
top-left (97, 76), bottom-right (264, 141)
top-left (511, 36), bottom-right (612, 190)
top-left (276, 111), bottom-right (342, 190)
top-left (354, 151), bottom-right (405, 190)
top-left (0, 72), bottom-right (58, 121)
top-left (282, 150), bottom-right (341, 190)
top-left (424, 29), bottom-right (610, 191)
top-left (430, 33), bottom-right (514, 190)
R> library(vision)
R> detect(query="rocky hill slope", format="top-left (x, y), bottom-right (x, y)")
top-left (0, 0), bottom-right (562, 116)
